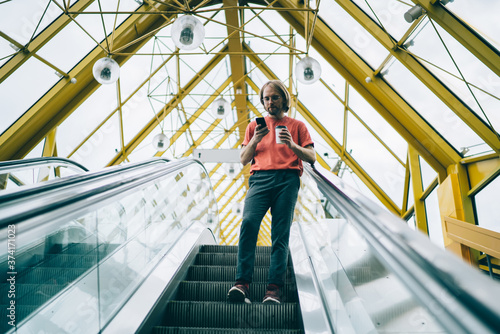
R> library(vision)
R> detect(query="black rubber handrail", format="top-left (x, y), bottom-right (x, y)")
top-left (0, 157), bottom-right (89, 172)
top-left (304, 163), bottom-right (500, 334)
top-left (0, 158), bottom-right (204, 229)
top-left (0, 158), bottom-right (173, 203)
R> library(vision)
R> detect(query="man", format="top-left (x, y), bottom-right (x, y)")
top-left (227, 80), bottom-right (316, 304)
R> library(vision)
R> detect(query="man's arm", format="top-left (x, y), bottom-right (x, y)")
top-left (290, 144), bottom-right (316, 164)
top-left (279, 128), bottom-right (316, 164)
top-left (240, 125), bottom-right (269, 166)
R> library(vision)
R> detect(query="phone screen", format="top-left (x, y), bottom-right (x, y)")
top-left (256, 117), bottom-right (266, 128)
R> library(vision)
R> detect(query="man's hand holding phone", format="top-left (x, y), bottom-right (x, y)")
top-left (254, 117), bottom-right (269, 143)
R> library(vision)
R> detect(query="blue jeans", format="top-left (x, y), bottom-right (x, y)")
top-left (236, 170), bottom-right (300, 286)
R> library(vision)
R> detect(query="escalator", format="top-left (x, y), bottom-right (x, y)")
top-left (152, 245), bottom-right (302, 333)
top-left (1, 158), bottom-right (499, 333)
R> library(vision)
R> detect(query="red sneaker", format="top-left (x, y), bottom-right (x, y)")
top-left (262, 284), bottom-right (281, 304)
top-left (227, 282), bottom-right (251, 304)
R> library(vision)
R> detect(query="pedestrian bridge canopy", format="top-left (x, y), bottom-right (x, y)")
top-left (0, 0), bottom-right (499, 265)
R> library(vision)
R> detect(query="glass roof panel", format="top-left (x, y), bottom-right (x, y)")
top-left (347, 113), bottom-right (405, 206)
top-left (340, 167), bottom-right (387, 211)
top-left (319, 0), bottom-right (389, 69)
top-left (293, 34), bottom-right (347, 102)
top-left (57, 83), bottom-right (116, 158)
top-left (425, 189), bottom-right (444, 248)
top-left (36, 20), bottom-right (97, 73)
top-left (383, 59), bottom-right (487, 156)
top-left (407, 17), bottom-right (500, 135)
top-left (446, 1), bottom-right (500, 51)
top-left (474, 175), bottom-right (500, 233)
top-left (349, 86), bottom-right (407, 162)
top-left (419, 155), bottom-right (437, 191)
top-left (0, 0), bottom-right (64, 46)
top-left (295, 112), bottom-right (338, 166)
top-left (351, 0), bottom-right (413, 41)
top-left (0, 38), bottom-right (15, 68)
top-left (70, 114), bottom-right (121, 170)
top-left (295, 82), bottom-right (345, 145)
top-left (25, 139), bottom-right (44, 159)
top-left (0, 57), bottom-right (59, 134)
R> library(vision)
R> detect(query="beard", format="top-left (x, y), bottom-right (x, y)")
top-left (267, 104), bottom-right (283, 115)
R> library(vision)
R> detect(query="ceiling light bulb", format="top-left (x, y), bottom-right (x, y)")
top-left (212, 97), bottom-right (230, 119)
top-left (171, 15), bottom-right (205, 51)
top-left (296, 56), bottom-right (322, 84)
top-left (180, 26), bottom-right (194, 46)
top-left (92, 57), bottom-right (120, 84)
top-left (152, 133), bottom-right (168, 151)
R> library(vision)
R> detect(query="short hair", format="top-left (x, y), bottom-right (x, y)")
top-left (259, 80), bottom-right (291, 112)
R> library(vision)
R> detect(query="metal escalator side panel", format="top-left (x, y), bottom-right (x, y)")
top-left (304, 163), bottom-right (500, 334)
top-left (1, 159), bottom-right (220, 333)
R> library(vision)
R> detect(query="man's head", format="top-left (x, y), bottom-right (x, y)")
top-left (259, 80), bottom-right (291, 113)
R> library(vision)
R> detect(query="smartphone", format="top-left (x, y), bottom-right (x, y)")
top-left (256, 117), bottom-right (267, 128)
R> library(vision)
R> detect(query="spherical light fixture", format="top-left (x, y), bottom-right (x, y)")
top-left (171, 15), bottom-right (205, 51)
top-left (152, 133), bottom-right (168, 151)
top-left (225, 163), bottom-right (240, 177)
top-left (212, 97), bottom-right (231, 119)
top-left (92, 57), bottom-right (120, 84)
top-left (232, 202), bottom-right (243, 216)
top-left (296, 56), bottom-right (321, 84)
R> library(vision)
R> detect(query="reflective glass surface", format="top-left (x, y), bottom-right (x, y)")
top-left (0, 161), bottom-right (218, 332)
top-left (0, 159), bottom-right (87, 190)
top-left (474, 175), bottom-right (500, 233)
top-left (295, 168), bottom-right (445, 333)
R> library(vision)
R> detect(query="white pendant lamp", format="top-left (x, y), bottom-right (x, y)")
top-left (92, 57), bottom-right (120, 84)
top-left (212, 98), bottom-right (230, 119)
top-left (152, 133), bottom-right (168, 151)
top-left (171, 15), bottom-right (205, 50)
top-left (296, 56), bottom-right (321, 84)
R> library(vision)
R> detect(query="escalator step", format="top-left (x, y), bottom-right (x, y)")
top-left (195, 253), bottom-right (272, 266)
top-left (0, 305), bottom-right (38, 332)
top-left (58, 242), bottom-right (119, 255)
top-left (152, 327), bottom-right (303, 334)
top-left (35, 254), bottom-right (101, 268)
top-left (200, 245), bottom-right (272, 254)
top-left (15, 267), bottom-right (87, 284)
top-left (176, 281), bottom-right (298, 303)
top-left (161, 301), bottom-right (301, 329)
top-left (186, 265), bottom-right (294, 283)
top-left (0, 283), bottom-right (64, 305)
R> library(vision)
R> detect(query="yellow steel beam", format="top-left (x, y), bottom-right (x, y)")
top-left (0, 0), bottom-right (95, 84)
top-left (108, 47), bottom-right (228, 165)
top-left (223, 0), bottom-right (249, 140)
top-left (276, 0), bottom-right (458, 181)
top-left (336, 0), bottom-right (500, 153)
top-left (220, 215), bottom-right (238, 244)
top-left (465, 154), bottom-right (500, 196)
top-left (154, 77), bottom-right (232, 157)
top-left (413, 0), bottom-right (500, 78)
top-left (402, 155), bottom-right (411, 215)
top-left (67, 52), bottom-right (177, 159)
top-left (41, 129), bottom-right (57, 158)
top-left (408, 145), bottom-right (429, 233)
top-left (0, 1), bottom-right (181, 161)
top-left (182, 119), bottom-right (223, 158)
top-left (244, 48), bottom-right (401, 215)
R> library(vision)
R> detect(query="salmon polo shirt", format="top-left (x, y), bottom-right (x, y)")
top-left (242, 116), bottom-right (314, 176)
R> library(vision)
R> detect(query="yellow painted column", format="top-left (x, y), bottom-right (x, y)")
top-left (436, 168), bottom-right (475, 264)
